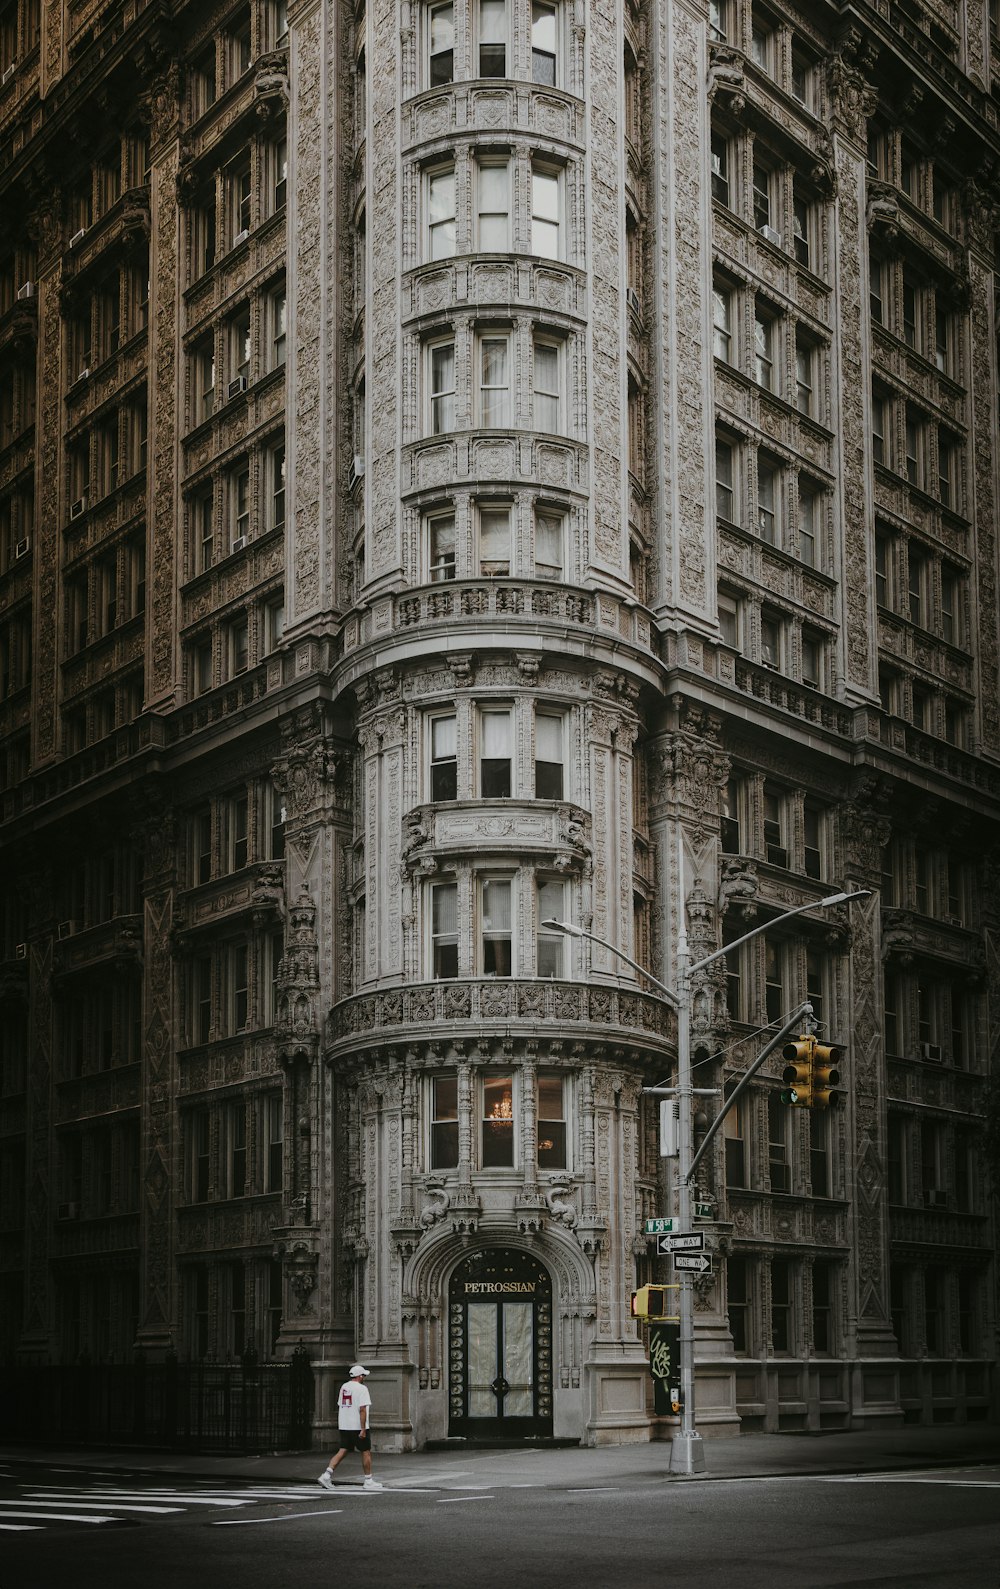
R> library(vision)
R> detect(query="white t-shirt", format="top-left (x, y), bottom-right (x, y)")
top-left (337, 1379), bottom-right (372, 1431)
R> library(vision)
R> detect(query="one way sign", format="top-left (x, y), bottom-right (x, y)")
top-left (673, 1252), bottom-right (713, 1275)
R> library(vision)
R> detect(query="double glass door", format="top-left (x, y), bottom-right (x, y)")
top-left (448, 1249), bottom-right (552, 1439)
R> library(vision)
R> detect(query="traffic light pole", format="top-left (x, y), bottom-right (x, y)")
top-left (542, 887), bottom-right (870, 1479)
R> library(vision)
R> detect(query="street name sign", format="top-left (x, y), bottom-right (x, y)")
top-left (672, 1252), bottom-right (713, 1274)
top-left (644, 1218), bottom-right (675, 1235)
top-left (694, 1202), bottom-right (714, 1218)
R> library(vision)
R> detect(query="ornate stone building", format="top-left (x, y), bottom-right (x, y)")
top-left (0, 0), bottom-right (997, 1449)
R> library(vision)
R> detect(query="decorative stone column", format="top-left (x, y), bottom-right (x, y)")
top-left (840, 795), bottom-right (901, 1425)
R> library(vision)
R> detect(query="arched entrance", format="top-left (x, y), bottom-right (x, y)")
top-left (448, 1249), bottom-right (553, 1439)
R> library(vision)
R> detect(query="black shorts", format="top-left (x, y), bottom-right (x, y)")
top-left (338, 1429), bottom-right (371, 1453)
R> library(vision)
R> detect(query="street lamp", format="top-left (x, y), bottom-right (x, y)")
top-left (543, 887), bottom-right (870, 1476)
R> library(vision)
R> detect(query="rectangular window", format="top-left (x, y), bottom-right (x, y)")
top-left (429, 340), bottom-right (455, 434)
top-left (229, 1103), bottom-right (247, 1198)
top-left (479, 0), bottom-right (506, 77)
top-left (431, 714), bottom-right (457, 801)
top-left (229, 943), bottom-right (249, 1033)
top-left (269, 137), bottom-right (287, 215)
top-left (905, 412), bottom-right (921, 487)
top-left (712, 284), bottom-right (732, 362)
top-left (194, 807), bottom-right (212, 885)
top-left (481, 878), bottom-right (512, 975)
top-left (477, 160), bottom-right (510, 250)
top-left (531, 165), bottom-right (561, 258)
top-left (194, 955), bottom-right (212, 1045)
top-left (266, 1093), bottom-right (283, 1192)
top-left (908, 546), bottom-right (926, 627)
top-left (479, 503), bottom-right (511, 575)
top-left (428, 2), bottom-right (454, 86)
top-left (269, 440), bottom-right (286, 529)
top-left (532, 340), bottom-right (560, 432)
top-left (795, 340), bottom-right (814, 416)
top-left (720, 777), bottom-right (741, 853)
top-left (229, 306), bottom-right (251, 385)
top-left (935, 307), bottom-right (951, 374)
top-left (752, 160), bottom-right (772, 232)
top-left (711, 131), bottom-right (730, 206)
top-left (428, 510), bottom-right (456, 582)
top-left (227, 792), bottom-right (249, 871)
top-left (810, 1110), bottom-right (829, 1199)
top-left (803, 803), bottom-right (823, 880)
top-left (871, 387), bottom-right (887, 466)
top-left (715, 435), bottom-right (735, 521)
top-left (801, 629), bottom-right (823, 690)
top-left (754, 307), bottom-right (774, 391)
top-left (269, 287), bottom-right (287, 369)
top-left (938, 432), bottom-right (957, 510)
top-left (792, 190), bottom-right (811, 269)
top-left (727, 1256), bottom-right (749, 1352)
top-left (194, 639), bottom-right (213, 696)
top-left (534, 712), bottom-right (564, 799)
top-left (265, 596), bottom-right (284, 655)
top-left (875, 531), bottom-right (890, 607)
top-left (431, 881), bottom-right (458, 977)
top-left (531, 2), bottom-right (557, 85)
top-left (764, 936), bottom-right (784, 1023)
top-left (723, 1081), bottom-right (746, 1185)
top-left (537, 1073), bottom-right (566, 1167)
top-left (768, 1090), bottom-right (790, 1193)
top-left (762, 788), bottom-right (786, 868)
top-left (798, 485), bottom-right (818, 568)
top-left (431, 1074), bottom-right (459, 1167)
top-left (228, 158), bottom-right (252, 243)
top-left (812, 1260), bottom-right (832, 1351)
top-left (708, 1), bottom-right (728, 42)
top-left (757, 460), bottom-right (776, 543)
top-left (480, 710), bottom-right (512, 796)
top-left (480, 336), bottom-right (510, 426)
top-left (481, 1073), bottom-right (514, 1165)
top-left (537, 880), bottom-right (565, 977)
top-left (718, 590), bottom-right (739, 647)
top-left (533, 507), bottom-right (563, 580)
top-left (427, 166), bottom-right (456, 260)
top-left (869, 248), bottom-right (884, 324)
top-left (228, 615), bottom-right (249, 677)
top-left (192, 1109), bottom-right (210, 1201)
top-left (771, 1258), bottom-right (792, 1353)
top-left (231, 464), bottom-right (251, 544)
top-left (902, 273), bottom-right (918, 349)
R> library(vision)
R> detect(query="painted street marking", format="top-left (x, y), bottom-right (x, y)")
top-left (0, 1524), bottom-right (43, 1531)
top-left (0, 1510), bottom-right (118, 1524)
top-left (18, 1498), bottom-right (182, 1514)
top-left (24, 1491), bottom-right (248, 1508)
top-left (214, 1509), bottom-right (343, 1526)
top-left (566, 1487), bottom-right (620, 1493)
top-left (436, 1495), bottom-right (495, 1504)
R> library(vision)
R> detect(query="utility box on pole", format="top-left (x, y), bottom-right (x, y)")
top-left (659, 1099), bottom-right (679, 1157)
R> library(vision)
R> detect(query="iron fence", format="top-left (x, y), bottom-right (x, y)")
top-left (2, 1346), bottom-right (314, 1452)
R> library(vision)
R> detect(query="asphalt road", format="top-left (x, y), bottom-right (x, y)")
top-left (2, 1456), bottom-right (999, 1589)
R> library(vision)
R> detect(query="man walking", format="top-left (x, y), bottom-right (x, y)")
top-left (318, 1365), bottom-right (384, 1491)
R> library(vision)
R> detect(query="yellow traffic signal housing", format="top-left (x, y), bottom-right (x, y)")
top-left (812, 1043), bottom-right (844, 1109)
top-left (630, 1284), bottom-right (672, 1320)
top-left (780, 1036), bottom-right (815, 1107)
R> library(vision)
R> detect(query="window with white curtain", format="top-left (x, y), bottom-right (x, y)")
top-left (481, 877), bottom-right (513, 975)
top-left (532, 339), bottom-right (560, 431)
top-left (479, 336), bottom-right (510, 425)
top-left (428, 340), bottom-right (456, 434)
top-left (531, 165), bottom-right (561, 257)
top-left (477, 160), bottom-right (510, 250)
top-left (427, 165), bottom-right (457, 259)
top-left (480, 709), bottom-right (512, 796)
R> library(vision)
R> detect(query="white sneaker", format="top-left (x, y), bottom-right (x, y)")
top-left (362, 1477), bottom-right (384, 1491)
top-left (317, 1470), bottom-right (335, 1491)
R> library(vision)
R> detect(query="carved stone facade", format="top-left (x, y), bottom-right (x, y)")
top-left (0, 0), bottom-right (996, 1451)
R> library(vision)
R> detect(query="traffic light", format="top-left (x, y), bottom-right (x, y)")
top-left (630, 1285), bottom-right (670, 1320)
top-left (812, 1042), bottom-right (844, 1109)
top-left (780, 1036), bottom-right (815, 1107)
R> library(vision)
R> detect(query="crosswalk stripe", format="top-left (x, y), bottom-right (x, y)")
top-left (0, 1510), bottom-right (118, 1524)
top-left (15, 1499), bottom-right (182, 1514)
top-left (213, 1509), bottom-right (344, 1526)
top-left (0, 1524), bottom-right (43, 1531)
top-left (23, 1491), bottom-right (249, 1508)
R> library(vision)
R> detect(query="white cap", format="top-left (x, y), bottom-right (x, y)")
top-left (349, 1364), bottom-right (370, 1377)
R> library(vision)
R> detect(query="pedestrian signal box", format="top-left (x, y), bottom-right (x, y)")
top-left (630, 1284), bottom-right (673, 1320)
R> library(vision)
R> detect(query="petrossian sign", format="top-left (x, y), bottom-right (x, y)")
top-left (463, 1281), bottom-right (537, 1294)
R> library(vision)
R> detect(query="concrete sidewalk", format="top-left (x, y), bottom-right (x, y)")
top-left (4, 1422), bottom-right (999, 1486)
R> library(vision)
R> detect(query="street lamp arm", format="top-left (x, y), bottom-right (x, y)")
top-left (685, 890), bottom-right (872, 980)
top-left (539, 920), bottom-right (680, 1008)
top-left (684, 1001), bottom-right (812, 1186)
